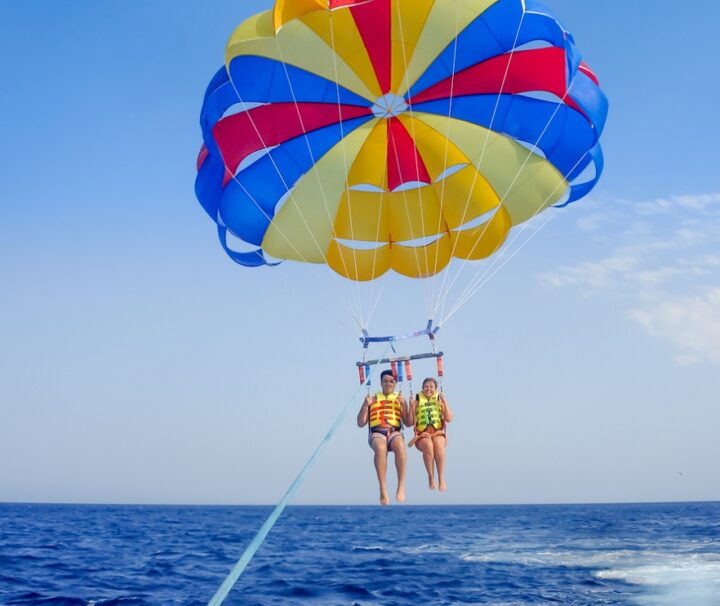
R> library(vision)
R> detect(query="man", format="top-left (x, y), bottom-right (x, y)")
top-left (357, 369), bottom-right (410, 505)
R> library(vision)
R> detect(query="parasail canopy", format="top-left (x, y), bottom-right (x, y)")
top-left (196, 0), bottom-right (608, 282)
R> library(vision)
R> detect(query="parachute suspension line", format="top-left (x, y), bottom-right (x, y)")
top-left (219, 153), bottom-right (363, 332)
top-left (364, 284), bottom-right (386, 333)
top-left (272, 34), bottom-right (366, 328)
top-left (441, 211), bottom-right (554, 325)
top-left (364, 122), bottom-right (388, 326)
top-left (437, 98), bottom-right (568, 323)
top-left (442, 145), bottom-right (593, 323)
top-left (224, 75), bottom-right (332, 274)
top-left (365, 175), bottom-right (387, 326)
top-left (220, 63), bottom-right (366, 332)
top-left (206, 347), bottom-right (392, 606)
top-left (385, 122), bottom-right (434, 320)
top-left (385, 134), bottom-right (434, 320)
top-left (437, 73), bottom-right (583, 324)
top-left (327, 11), bottom-right (366, 324)
top-left (431, 1), bottom-right (463, 306)
top-left (363, 5), bottom-right (394, 330)
top-left (432, 6), bottom-right (529, 319)
top-left (443, 213), bottom-right (551, 322)
top-left (440, 148), bottom-right (592, 326)
top-left (395, 5), bottom-right (435, 321)
top-left (436, 40), bottom-right (587, 324)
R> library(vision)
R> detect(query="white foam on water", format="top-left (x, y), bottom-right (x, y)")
top-left (457, 542), bottom-right (720, 606)
top-left (595, 554), bottom-right (720, 606)
top-left (401, 543), bottom-right (452, 555)
top-left (459, 548), bottom-right (639, 568)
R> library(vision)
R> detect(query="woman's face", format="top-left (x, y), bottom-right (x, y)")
top-left (422, 380), bottom-right (437, 398)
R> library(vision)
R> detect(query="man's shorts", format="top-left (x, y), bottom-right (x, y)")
top-left (368, 426), bottom-right (403, 449)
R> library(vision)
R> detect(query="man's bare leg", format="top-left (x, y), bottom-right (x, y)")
top-left (371, 437), bottom-right (390, 505)
top-left (390, 437), bottom-right (407, 502)
top-left (434, 435), bottom-right (447, 491)
top-left (416, 438), bottom-right (436, 489)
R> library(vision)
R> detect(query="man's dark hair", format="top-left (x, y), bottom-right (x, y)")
top-left (380, 369), bottom-right (395, 381)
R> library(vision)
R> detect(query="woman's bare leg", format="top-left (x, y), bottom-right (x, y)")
top-left (416, 438), bottom-right (436, 489)
top-left (433, 435), bottom-right (447, 491)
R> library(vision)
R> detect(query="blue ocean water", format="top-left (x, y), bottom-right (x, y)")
top-left (1, 502), bottom-right (719, 605)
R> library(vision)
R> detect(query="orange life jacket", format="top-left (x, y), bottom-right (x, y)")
top-left (369, 392), bottom-right (402, 429)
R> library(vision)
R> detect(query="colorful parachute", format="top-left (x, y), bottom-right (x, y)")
top-left (195, 0), bottom-right (608, 281)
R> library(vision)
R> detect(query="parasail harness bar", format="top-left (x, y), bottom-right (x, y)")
top-left (357, 351), bottom-right (443, 368)
top-left (356, 351), bottom-right (444, 386)
top-left (359, 319), bottom-right (440, 348)
top-left (357, 319), bottom-right (445, 389)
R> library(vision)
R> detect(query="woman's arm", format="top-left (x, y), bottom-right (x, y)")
top-left (404, 395), bottom-right (417, 427)
top-left (440, 393), bottom-right (454, 423)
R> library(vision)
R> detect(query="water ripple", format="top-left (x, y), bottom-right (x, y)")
top-left (1, 503), bottom-right (719, 605)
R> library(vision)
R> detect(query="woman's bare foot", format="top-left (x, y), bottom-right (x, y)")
top-left (439, 478), bottom-right (447, 492)
top-left (428, 475), bottom-right (436, 490)
top-left (396, 485), bottom-right (406, 502)
top-left (380, 488), bottom-right (390, 505)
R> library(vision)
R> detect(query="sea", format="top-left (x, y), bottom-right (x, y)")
top-left (1, 502), bottom-right (718, 605)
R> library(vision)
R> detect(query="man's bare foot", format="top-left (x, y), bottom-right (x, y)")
top-left (439, 479), bottom-right (447, 492)
top-left (428, 475), bottom-right (436, 490)
top-left (396, 486), bottom-right (406, 502)
top-left (380, 489), bottom-right (390, 505)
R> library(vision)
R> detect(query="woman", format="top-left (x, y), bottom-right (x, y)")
top-left (408, 377), bottom-right (453, 491)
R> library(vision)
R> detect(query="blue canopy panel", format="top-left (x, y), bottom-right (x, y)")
top-left (413, 94), bottom-right (598, 179)
top-left (567, 70), bottom-right (609, 140)
top-left (196, 55), bottom-right (374, 268)
top-left (195, 150), bottom-right (225, 220)
top-left (406, 0), bottom-right (576, 100)
top-left (199, 57), bottom-right (372, 174)
top-left (226, 55), bottom-right (373, 107)
top-left (217, 114), bottom-right (373, 248)
top-left (525, 0), bottom-right (581, 77)
top-left (196, 151), bottom-right (275, 267)
top-left (557, 143), bottom-right (605, 207)
top-left (217, 225), bottom-right (277, 268)
top-left (199, 67), bottom-right (241, 159)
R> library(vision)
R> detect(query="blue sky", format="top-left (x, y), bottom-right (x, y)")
top-left (1, 0), bottom-right (719, 506)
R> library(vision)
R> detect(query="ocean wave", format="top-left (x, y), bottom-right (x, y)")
top-left (595, 554), bottom-right (720, 586)
top-left (459, 548), bottom-right (640, 567)
top-left (2, 503), bottom-right (720, 606)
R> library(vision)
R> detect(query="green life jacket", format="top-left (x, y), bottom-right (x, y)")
top-left (415, 393), bottom-right (443, 432)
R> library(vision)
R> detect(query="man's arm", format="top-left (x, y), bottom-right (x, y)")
top-left (357, 395), bottom-right (372, 427)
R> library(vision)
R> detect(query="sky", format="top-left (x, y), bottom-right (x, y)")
top-left (1, 0), bottom-right (719, 506)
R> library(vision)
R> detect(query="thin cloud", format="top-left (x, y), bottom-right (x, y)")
top-left (540, 255), bottom-right (640, 290)
top-left (633, 192), bottom-right (720, 216)
top-left (628, 288), bottom-right (720, 366)
top-left (543, 192), bottom-right (720, 365)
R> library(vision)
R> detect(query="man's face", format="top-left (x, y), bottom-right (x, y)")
top-left (381, 375), bottom-right (396, 395)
